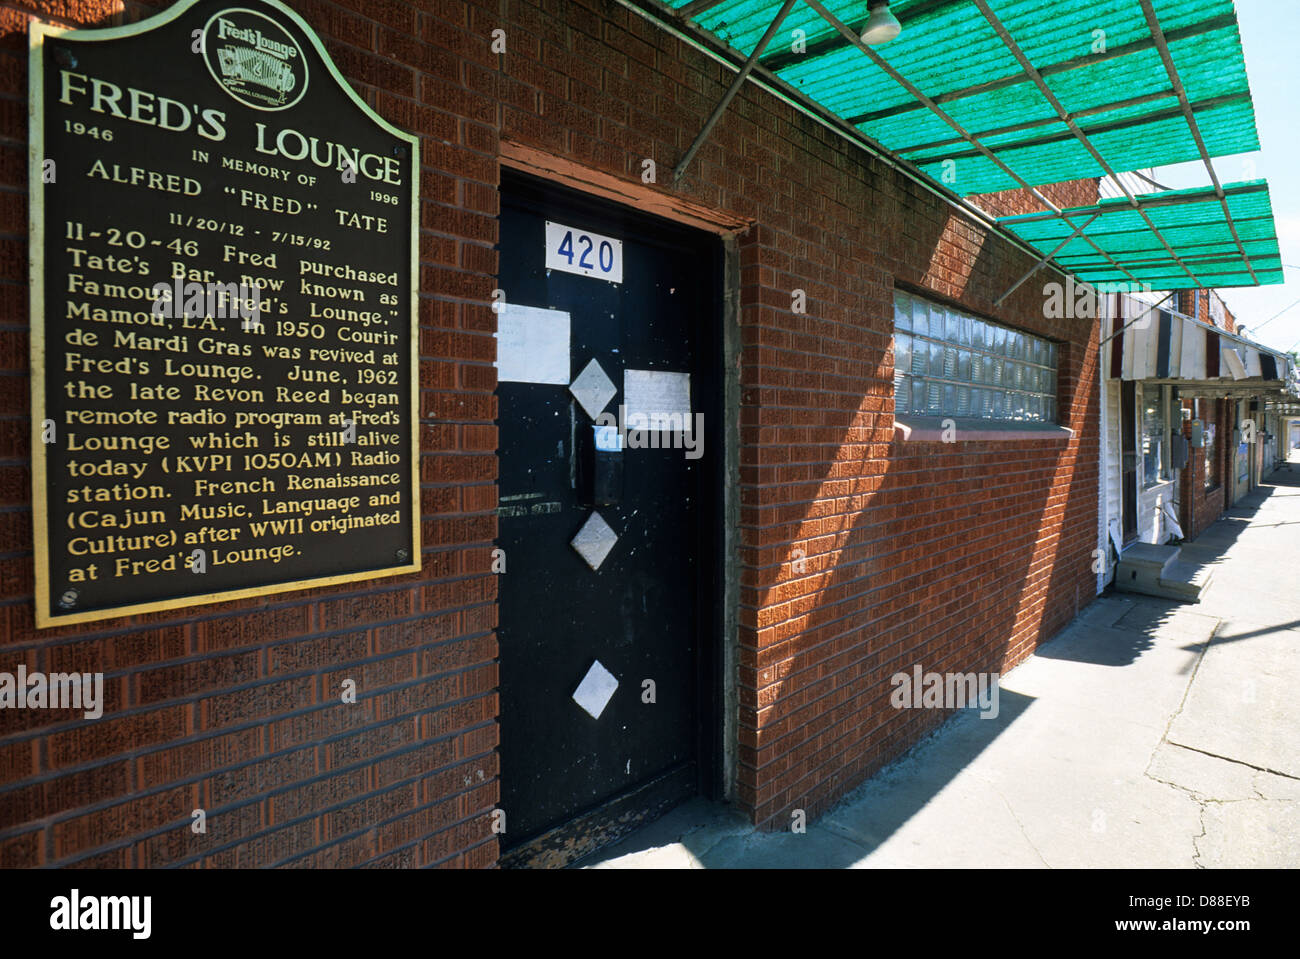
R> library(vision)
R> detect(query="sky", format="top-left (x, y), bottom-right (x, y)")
top-left (1151, 0), bottom-right (1300, 356)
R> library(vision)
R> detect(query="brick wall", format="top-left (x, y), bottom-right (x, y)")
top-left (963, 178), bottom-right (1102, 220)
top-left (1, 0), bottom-right (1103, 863)
top-left (0, 0), bottom-right (500, 868)
top-left (1176, 288), bottom-right (1237, 333)
top-left (735, 176), bottom-right (1101, 826)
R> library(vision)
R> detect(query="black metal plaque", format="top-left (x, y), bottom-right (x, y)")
top-left (30, 0), bottom-right (420, 627)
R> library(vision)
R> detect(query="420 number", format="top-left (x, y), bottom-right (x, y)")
top-left (545, 221), bottom-right (623, 282)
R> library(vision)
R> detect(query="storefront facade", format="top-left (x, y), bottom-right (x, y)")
top-left (1099, 288), bottom-right (1291, 571)
top-left (1, 0), bottom-right (1280, 868)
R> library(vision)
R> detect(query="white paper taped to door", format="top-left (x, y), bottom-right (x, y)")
top-left (495, 304), bottom-right (570, 384)
top-left (623, 369), bottom-right (691, 429)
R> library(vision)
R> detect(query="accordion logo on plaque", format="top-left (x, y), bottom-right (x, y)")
top-left (201, 7), bottom-right (307, 110)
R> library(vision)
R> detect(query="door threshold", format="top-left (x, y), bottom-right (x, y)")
top-left (498, 763), bottom-right (696, 869)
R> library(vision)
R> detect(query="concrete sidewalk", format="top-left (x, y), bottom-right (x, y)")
top-left (581, 462), bottom-right (1300, 869)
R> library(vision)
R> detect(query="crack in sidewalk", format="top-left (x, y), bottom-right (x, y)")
top-left (1142, 615), bottom-right (1218, 868)
top-left (1143, 609), bottom-right (1300, 867)
top-left (1162, 741), bottom-right (1300, 783)
top-left (991, 785), bottom-right (1050, 868)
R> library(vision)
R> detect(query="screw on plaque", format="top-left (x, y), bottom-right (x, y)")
top-left (393, 144), bottom-right (407, 159)
top-left (53, 47), bottom-right (76, 69)
top-left (58, 588), bottom-right (78, 609)
top-left (396, 548), bottom-right (409, 561)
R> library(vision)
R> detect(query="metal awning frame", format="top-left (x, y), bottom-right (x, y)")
top-left (1169, 382), bottom-right (1290, 399)
top-left (1098, 291), bottom-right (1177, 347)
top-left (1002, 181), bottom-right (1270, 225)
top-left (664, 0), bottom-right (1270, 297)
top-left (970, 0), bottom-right (1205, 290)
top-left (623, 0), bottom-right (1090, 287)
top-left (666, 0), bottom-right (1135, 287)
top-left (1138, 0), bottom-right (1258, 285)
top-left (994, 211), bottom-right (1099, 306)
top-left (672, 0), bottom-right (798, 182)
top-left (798, 0), bottom-right (1142, 290)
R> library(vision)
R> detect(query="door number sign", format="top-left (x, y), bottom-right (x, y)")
top-left (545, 220), bottom-right (623, 283)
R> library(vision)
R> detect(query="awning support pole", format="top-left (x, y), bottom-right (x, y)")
top-left (994, 213), bottom-right (1099, 307)
top-left (673, 0), bottom-right (798, 183)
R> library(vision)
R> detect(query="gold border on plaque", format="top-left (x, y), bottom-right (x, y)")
top-left (29, 0), bottom-right (423, 628)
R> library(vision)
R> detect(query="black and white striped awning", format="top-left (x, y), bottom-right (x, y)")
top-left (1105, 300), bottom-right (1289, 386)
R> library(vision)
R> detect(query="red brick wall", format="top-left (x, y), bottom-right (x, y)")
top-left (0, 0), bottom-right (500, 868)
top-left (0, 0), bottom-right (1102, 863)
top-left (735, 180), bottom-right (1100, 828)
top-left (963, 178), bottom-right (1102, 220)
top-left (1176, 289), bottom-right (1237, 333)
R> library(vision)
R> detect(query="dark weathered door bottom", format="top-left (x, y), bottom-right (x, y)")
top-left (497, 764), bottom-right (696, 869)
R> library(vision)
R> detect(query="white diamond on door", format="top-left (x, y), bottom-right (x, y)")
top-left (569, 358), bottom-right (617, 420)
top-left (570, 510), bottom-right (618, 571)
top-left (572, 659), bottom-right (619, 719)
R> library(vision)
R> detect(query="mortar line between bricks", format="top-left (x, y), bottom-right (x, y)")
top-left (742, 581), bottom-right (1067, 655)
top-left (749, 710), bottom-right (943, 817)
top-left (2, 632), bottom-right (471, 686)
top-left (217, 758), bottom-right (498, 869)
top-left (0, 689), bottom-right (497, 812)
top-left (47, 739), bottom-right (499, 868)
top-left (273, 792), bottom-right (499, 869)
top-left (745, 623), bottom-right (1034, 720)
top-left (421, 834), bottom-right (496, 870)
top-left (740, 502), bottom-right (1086, 545)
top-left (0, 637), bottom-right (497, 737)
top-left (0, 706), bottom-right (494, 837)
top-left (0, 594), bottom-right (494, 657)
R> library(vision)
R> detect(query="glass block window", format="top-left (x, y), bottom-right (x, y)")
top-left (893, 290), bottom-right (1059, 423)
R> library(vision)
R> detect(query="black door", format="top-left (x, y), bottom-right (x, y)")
top-left (1121, 380), bottom-right (1138, 542)
top-left (494, 172), bottom-right (723, 866)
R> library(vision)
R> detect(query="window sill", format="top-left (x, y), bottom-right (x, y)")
top-left (894, 415), bottom-right (1074, 443)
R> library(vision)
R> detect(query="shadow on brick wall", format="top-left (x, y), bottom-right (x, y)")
top-left (732, 186), bottom-right (1102, 836)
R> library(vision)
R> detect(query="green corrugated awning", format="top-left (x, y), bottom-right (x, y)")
top-left (658, 0), bottom-right (1282, 289)
top-left (998, 179), bottom-right (1283, 290)
top-left (668, 0), bottom-right (1258, 193)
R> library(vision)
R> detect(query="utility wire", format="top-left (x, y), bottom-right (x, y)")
top-left (1252, 295), bottom-right (1300, 332)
